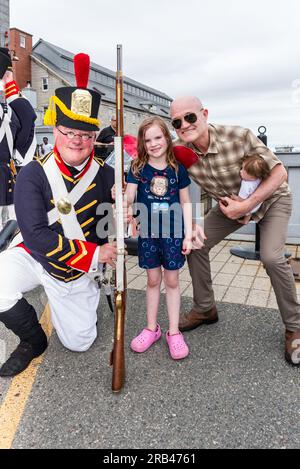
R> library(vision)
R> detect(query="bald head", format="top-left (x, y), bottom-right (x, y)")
top-left (170, 96), bottom-right (204, 117)
top-left (170, 96), bottom-right (209, 149)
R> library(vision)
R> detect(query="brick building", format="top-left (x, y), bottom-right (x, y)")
top-left (10, 28), bottom-right (33, 89)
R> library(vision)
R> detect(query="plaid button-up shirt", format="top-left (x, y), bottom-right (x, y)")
top-left (178, 124), bottom-right (290, 222)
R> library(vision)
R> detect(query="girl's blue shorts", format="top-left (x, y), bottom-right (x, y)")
top-left (138, 237), bottom-right (186, 271)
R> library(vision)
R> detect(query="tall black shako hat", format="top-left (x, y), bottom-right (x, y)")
top-left (44, 53), bottom-right (101, 131)
top-left (0, 47), bottom-right (12, 80)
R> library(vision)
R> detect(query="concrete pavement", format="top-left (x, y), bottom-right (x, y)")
top-left (0, 285), bottom-right (299, 449)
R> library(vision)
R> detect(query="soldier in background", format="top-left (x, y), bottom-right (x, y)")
top-left (0, 47), bottom-right (36, 230)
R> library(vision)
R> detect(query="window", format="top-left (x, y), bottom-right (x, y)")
top-left (132, 114), bottom-right (136, 124)
top-left (42, 77), bottom-right (49, 92)
top-left (20, 34), bottom-right (26, 48)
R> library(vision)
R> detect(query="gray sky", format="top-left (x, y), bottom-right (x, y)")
top-left (10, 0), bottom-right (300, 148)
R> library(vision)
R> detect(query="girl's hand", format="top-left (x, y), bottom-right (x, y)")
top-left (111, 183), bottom-right (127, 201)
top-left (182, 238), bottom-right (193, 256)
top-left (111, 185), bottom-right (116, 201)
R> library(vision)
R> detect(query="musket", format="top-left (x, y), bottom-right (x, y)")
top-left (110, 44), bottom-right (126, 393)
top-left (0, 219), bottom-right (18, 252)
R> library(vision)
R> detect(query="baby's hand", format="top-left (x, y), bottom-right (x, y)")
top-left (182, 238), bottom-right (193, 256)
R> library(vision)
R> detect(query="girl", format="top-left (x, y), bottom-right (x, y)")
top-left (126, 117), bottom-right (193, 360)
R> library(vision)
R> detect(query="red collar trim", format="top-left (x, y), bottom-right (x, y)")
top-left (53, 147), bottom-right (94, 179)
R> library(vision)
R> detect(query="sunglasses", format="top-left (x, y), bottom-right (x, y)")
top-left (171, 109), bottom-right (203, 130)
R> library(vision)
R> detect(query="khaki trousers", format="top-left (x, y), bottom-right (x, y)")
top-left (187, 194), bottom-right (300, 331)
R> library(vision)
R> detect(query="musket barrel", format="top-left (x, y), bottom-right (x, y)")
top-left (111, 44), bottom-right (126, 393)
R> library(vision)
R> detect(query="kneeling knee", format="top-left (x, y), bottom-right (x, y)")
top-left (60, 330), bottom-right (97, 352)
top-left (65, 343), bottom-right (93, 353)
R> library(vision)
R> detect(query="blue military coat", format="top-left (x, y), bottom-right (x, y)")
top-left (0, 97), bottom-right (36, 205)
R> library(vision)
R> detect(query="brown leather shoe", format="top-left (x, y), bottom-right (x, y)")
top-left (285, 330), bottom-right (300, 366)
top-left (179, 306), bottom-right (218, 332)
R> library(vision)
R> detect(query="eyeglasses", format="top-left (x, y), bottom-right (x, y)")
top-left (57, 127), bottom-right (94, 142)
top-left (171, 109), bottom-right (204, 130)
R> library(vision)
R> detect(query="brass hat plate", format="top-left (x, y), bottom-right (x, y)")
top-left (57, 197), bottom-right (72, 215)
top-left (71, 89), bottom-right (92, 117)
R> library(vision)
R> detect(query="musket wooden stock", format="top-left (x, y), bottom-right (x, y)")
top-left (111, 44), bottom-right (127, 393)
top-left (111, 276), bottom-right (126, 391)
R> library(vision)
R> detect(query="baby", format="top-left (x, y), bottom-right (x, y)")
top-left (236, 154), bottom-right (271, 224)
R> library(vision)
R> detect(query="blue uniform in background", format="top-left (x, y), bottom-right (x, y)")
top-left (0, 95), bottom-right (36, 230)
top-left (0, 98), bottom-right (36, 205)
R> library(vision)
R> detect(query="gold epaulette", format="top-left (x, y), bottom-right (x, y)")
top-left (93, 156), bottom-right (104, 167)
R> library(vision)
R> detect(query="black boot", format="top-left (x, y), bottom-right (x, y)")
top-left (0, 298), bottom-right (48, 377)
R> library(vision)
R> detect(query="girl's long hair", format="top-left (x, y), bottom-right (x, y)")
top-left (131, 116), bottom-right (177, 177)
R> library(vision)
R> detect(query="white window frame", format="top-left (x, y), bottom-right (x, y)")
top-left (20, 34), bottom-right (26, 48)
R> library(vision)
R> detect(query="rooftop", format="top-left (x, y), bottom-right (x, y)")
top-left (32, 39), bottom-right (172, 118)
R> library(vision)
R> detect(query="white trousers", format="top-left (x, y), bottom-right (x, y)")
top-left (0, 248), bottom-right (100, 352)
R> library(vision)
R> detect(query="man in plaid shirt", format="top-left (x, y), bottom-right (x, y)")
top-left (171, 96), bottom-right (300, 366)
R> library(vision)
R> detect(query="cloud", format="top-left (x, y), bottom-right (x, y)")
top-left (10, 0), bottom-right (300, 146)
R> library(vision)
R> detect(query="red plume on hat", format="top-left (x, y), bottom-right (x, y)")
top-left (74, 53), bottom-right (90, 89)
top-left (44, 52), bottom-right (101, 131)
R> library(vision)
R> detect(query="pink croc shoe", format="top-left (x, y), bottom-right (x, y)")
top-left (131, 325), bottom-right (162, 353)
top-left (166, 331), bottom-right (189, 360)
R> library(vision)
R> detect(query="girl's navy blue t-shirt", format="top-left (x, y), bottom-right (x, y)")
top-left (127, 162), bottom-right (191, 237)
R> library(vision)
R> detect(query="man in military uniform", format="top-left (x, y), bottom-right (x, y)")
top-left (0, 48), bottom-right (36, 230)
top-left (171, 96), bottom-right (300, 366)
top-left (0, 53), bottom-right (118, 377)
